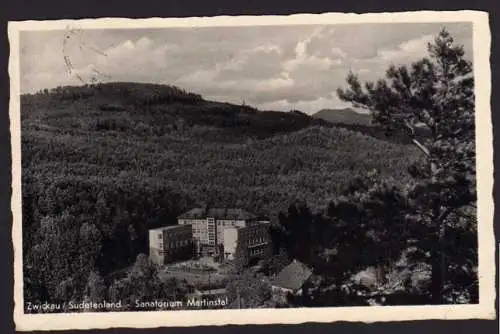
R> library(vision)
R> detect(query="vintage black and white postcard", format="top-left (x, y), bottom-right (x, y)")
top-left (9, 10), bottom-right (495, 331)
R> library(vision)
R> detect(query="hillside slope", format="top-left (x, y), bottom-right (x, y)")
top-left (21, 83), bottom-right (423, 275)
top-left (312, 107), bottom-right (431, 145)
top-left (22, 83), bottom-right (422, 213)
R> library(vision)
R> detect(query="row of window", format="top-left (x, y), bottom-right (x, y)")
top-left (249, 248), bottom-right (265, 257)
top-left (157, 232), bottom-right (191, 240)
top-left (246, 237), bottom-right (267, 245)
top-left (217, 221), bottom-right (241, 227)
top-left (164, 239), bottom-right (192, 249)
top-left (157, 249), bottom-right (190, 256)
top-left (181, 222), bottom-right (249, 234)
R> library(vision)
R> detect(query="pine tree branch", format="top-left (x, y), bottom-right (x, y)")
top-left (403, 120), bottom-right (431, 157)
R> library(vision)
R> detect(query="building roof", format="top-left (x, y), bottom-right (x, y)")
top-left (178, 207), bottom-right (206, 219)
top-left (178, 207), bottom-right (256, 220)
top-left (149, 224), bottom-right (190, 232)
top-left (272, 260), bottom-right (313, 291)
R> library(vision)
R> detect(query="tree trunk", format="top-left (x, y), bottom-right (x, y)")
top-left (429, 160), bottom-right (446, 304)
top-left (430, 246), bottom-right (443, 304)
top-left (430, 203), bottom-right (446, 304)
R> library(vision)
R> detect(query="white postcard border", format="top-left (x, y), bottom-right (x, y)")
top-left (9, 10), bottom-right (495, 331)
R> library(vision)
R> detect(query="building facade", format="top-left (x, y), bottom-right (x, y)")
top-left (178, 207), bottom-right (263, 257)
top-left (223, 221), bottom-right (272, 267)
top-left (149, 225), bottom-right (194, 266)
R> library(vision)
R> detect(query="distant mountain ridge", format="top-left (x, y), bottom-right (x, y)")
top-left (311, 107), bottom-right (431, 145)
top-left (312, 108), bottom-right (373, 126)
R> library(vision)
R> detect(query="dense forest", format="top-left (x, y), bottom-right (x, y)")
top-left (21, 81), bottom-right (422, 308)
top-left (21, 29), bottom-right (477, 310)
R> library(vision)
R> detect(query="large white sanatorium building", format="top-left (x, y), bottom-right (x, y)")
top-left (177, 207), bottom-right (271, 259)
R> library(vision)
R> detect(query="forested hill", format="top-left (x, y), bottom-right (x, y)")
top-left (22, 82), bottom-right (423, 214)
top-left (21, 82), bottom-right (424, 289)
top-left (22, 82), bottom-right (330, 141)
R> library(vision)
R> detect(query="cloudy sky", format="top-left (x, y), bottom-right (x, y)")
top-left (20, 22), bottom-right (473, 114)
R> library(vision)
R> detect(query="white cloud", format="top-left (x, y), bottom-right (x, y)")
top-left (282, 26), bottom-right (344, 73)
top-left (20, 24), bottom-right (473, 114)
top-left (251, 44), bottom-right (283, 55)
top-left (331, 47), bottom-right (346, 58)
top-left (282, 55), bottom-right (341, 72)
top-left (175, 69), bottom-right (219, 87)
top-left (374, 34), bottom-right (435, 63)
top-left (254, 75), bottom-right (295, 91)
top-left (348, 33), bottom-right (443, 83)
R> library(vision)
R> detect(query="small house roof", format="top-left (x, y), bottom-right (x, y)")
top-left (272, 260), bottom-right (312, 291)
top-left (178, 208), bottom-right (206, 219)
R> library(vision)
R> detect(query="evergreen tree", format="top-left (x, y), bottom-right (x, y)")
top-left (337, 28), bottom-right (476, 304)
top-left (84, 270), bottom-right (107, 304)
top-left (226, 270), bottom-right (273, 308)
top-left (107, 253), bottom-right (176, 310)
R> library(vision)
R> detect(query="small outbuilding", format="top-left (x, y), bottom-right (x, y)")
top-left (271, 259), bottom-right (313, 300)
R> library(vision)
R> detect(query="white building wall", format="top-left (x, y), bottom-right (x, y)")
top-left (177, 215), bottom-right (256, 257)
top-left (148, 229), bottom-right (165, 265)
top-left (216, 220), bottom-right (248, 246)
top-left (149, 229), bottom-right (163, 247)
top-left (223, 227), bottom-right (239, 260)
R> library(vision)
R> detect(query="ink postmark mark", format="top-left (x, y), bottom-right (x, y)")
top-left (62, 25), bottom-right (112, 85)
